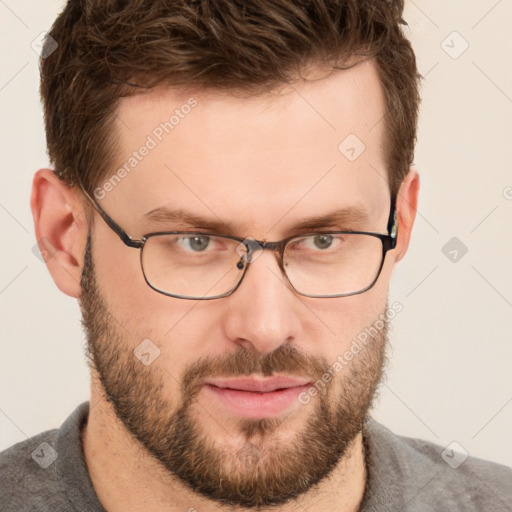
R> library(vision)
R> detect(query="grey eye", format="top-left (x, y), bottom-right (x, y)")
top-left (188, 235), bottom-right (210, 251)
top-left (313, 234), bottom-right (333, 250)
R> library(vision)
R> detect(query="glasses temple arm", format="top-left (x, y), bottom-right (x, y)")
top-left (77, 181), bottom-right (143, 248)
top-left (387, 195), bottom-right (398, 248)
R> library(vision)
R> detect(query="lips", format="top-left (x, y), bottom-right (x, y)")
top-left (202, 377), bottom-right (313, 418)
top-left (203, 376), bottom-right (312, 393)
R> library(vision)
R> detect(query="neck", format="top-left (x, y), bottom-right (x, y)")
top-left (82, 384), bottom-right (367, 512)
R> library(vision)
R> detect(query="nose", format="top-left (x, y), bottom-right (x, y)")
top-left (222, 248), bottom-right (301, 354)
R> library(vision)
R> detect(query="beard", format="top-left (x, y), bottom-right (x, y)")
top-left (79, 234), bottom-right (389, 509)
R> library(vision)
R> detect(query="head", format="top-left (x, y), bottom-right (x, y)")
top-left (32, 0), bottom-right (421, 508)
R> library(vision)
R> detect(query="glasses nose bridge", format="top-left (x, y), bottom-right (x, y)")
top-left (243, 238), bottom-right (286, 267)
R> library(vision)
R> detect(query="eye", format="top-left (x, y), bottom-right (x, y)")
top-left (288, 233), bottom-right (346, 253)
top-left (180, 235), bottom-right (211, 252)
top-left (313, 234), bottom-right (333, 250)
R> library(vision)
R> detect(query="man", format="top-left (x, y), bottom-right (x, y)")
top-left (1, 1), bottom-right (510, 511)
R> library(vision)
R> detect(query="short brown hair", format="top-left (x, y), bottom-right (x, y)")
top-left (40, 0), bottom-right (421, 199)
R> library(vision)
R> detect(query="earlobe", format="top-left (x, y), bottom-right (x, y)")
top-left (394, 166), bottom-right (420, 263)
top-left (30, 169), bottom-right (89, 298)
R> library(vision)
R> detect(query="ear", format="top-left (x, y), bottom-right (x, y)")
top-left (30, 169), bottom-right (89, 297)
top-left (394, 166), bottom-right (420, 263)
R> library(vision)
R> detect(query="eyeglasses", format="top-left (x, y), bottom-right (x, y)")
top-left (78, 183), bottom-right (398, 300)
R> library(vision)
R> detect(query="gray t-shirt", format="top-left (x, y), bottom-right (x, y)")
top-left (1, 401), bottom-right (511, 511)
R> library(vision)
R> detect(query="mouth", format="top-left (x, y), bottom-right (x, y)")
top-left (201, 376), bottom-right (313, 418)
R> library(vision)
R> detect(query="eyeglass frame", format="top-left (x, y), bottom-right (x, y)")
top-left (77, 181), bottom-right (399, 300)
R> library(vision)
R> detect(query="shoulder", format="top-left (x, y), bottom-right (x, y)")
top-left (0, 401), bottom-right (94, 512)
top-left (0, 428), bottom-right (65, 511)
top-left (363, 417), bottom-right (512, 512)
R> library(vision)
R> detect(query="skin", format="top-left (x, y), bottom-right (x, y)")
top-left (31, 57), bottom-right (419, 511)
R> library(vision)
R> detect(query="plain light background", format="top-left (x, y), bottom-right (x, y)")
top-left (1, 0), bottom-right (511, 469)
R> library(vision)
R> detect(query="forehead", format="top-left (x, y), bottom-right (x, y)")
top-left (107, 58), bottom-right (389, 236)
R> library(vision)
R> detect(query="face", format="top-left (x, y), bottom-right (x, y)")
top-left (79, 58), bottom-right (399, 508)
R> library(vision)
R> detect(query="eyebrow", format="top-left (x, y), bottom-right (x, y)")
top-left (142, 205), bottom-right (370, 235)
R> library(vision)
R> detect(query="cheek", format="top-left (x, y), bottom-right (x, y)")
top-left (92, 232), bottom-right (227, 374)
top-left (378, 250), bottom-right (396, 285)
top-left (93, 226), bottom-right (141, 295)
top-left (303, 283), bottom-right (388, 357)
top-left (92, 229), bottom-right (202, 344)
